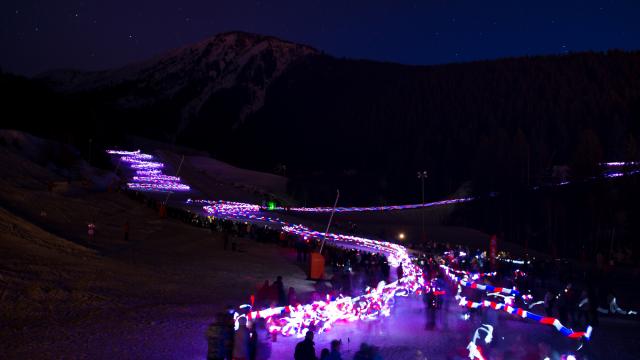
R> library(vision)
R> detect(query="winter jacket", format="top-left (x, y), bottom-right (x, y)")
top-left (294, 339), bottom-right (317, 360)
top-left (233, 326), bottom-right (251, 360)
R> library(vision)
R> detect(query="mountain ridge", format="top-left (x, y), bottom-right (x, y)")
top-left (39, 31), bottom-right (318, 132)
top-left (26, 32), bottom-right (640, 204)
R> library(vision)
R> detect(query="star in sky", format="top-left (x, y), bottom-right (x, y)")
top-left (0, 0), bottom-right (638, 75)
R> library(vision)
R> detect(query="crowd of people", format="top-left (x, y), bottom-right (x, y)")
top-left (117, 189), bottom-right (635, 359)
top-left (418, 244), bottom-right (634, 333)
top-left (206, 309), bottom-right (273, 360)
top-left (208, 315), bottom-right (377, 360)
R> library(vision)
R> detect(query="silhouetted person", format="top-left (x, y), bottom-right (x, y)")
top-left (273, 276), bottom-right (286, 306)
top-left (320, 349), bottom-right (330, 360)
top-left (288, 287), bottom-right (298, 306)
top-left (294, 331), bottom-right (317, 360)
top-left (250, 318), bottom-right (271, 360)
top-left (326, 339), bottom-right (343, 360)
top-left (380, 259), bottom-right (390, 281)
top-left (233, 317), bottom-right (251, 360)
top-left (87, 221), bottom-right (95, 242)
top-left (256, 280), bottom-right (270, 307)
top-left (223, 232), bottom-right (230, 250)
top-left (396, 264), bottom-right (404, 280)
top-left (206, 312), bottom-right (233, 360)
top-left (587, 284), bottom-right (599, 326)
top-left (123, 220), bottom-right (130, 241)
top-left (303, 242), bottom-right (310, 262)
top-left (544, 289), bottom-right (555, 317)
top-left (424, 288), bottom-right (437, 329)
top-left (353, 343), bottom-right (373, 360)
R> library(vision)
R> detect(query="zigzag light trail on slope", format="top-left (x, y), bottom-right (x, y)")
top-left (107, 150), bottom-right (191, 192)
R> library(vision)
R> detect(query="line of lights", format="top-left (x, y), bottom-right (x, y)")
top-left (135, 169), bottom-right (163, 176)
top-left (198, 200), bottom-right (592, 340)
top-left (467, 324), bottom-right (493, 360)
top-left (121, 154), bottom-right (154, 162)
top-left (600, 161), bottom-right (640, 167)
top-left (270, 161), bottom-right (640, 215)
top-left (197, 199), bottom-right (426, 337)
top-left (127, 182), bottom-right (191, 191)
top-left (106, 149), bottom-right (141, 155)
top-left (457, 297), bottom-right (592, 340)
top-left (440, 263), bottom-right (593, 341)
top-left (439, 265), bottom-right (496, 281)
top-left (133, 175), bottom-right (181, 182)
top-left (242, 279), bottom-right (418, 338)
top-left (271, 197), bottom-right (475, 213)
top-left (130, 161), bottom-right (164, 169)
top-left (101, 149), bottom-right (640, 349)
top-left (198, 198), bottom-right (594, 344)
top-left (107, 150), bottom-right (191, 193)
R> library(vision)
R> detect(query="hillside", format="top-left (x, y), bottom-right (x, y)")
top-left (39, 31), bottom-right (317, 137)
top-left (0, 131), bottom-right (315, 358)
top-left (5, 32), bottom-right (640, 205)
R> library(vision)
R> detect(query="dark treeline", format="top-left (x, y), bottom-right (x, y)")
top-left (448, 175), bottom-right (640, 262)
top-left (233, 50), bottom-right (640, 260)
top-left (237, 50), bottom-right (640, 205)
top-left (0, 70), bottom-right (124, 169)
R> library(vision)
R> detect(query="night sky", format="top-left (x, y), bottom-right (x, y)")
top-left (1, 0), bottom-right (639, 76)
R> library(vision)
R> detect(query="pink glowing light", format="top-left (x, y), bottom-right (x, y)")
top-left (127, 182), bottom-right (190, 192)
top-left (107, 149), bottom-right (191, 193)
top-left (106, 149), bottom-right (140, 155)
top-left (130, 161), bottom-right (164, 169)
top-left (196, 199), bottom-right (426, 337)
top-left (272, 197), bottom-right (475, 213)
top-left (441, 263), bottom-right (593, 341)
top-left (136, 169), bottom-right (162, 175)
top-left (133, 175), bottom-right (181, 182)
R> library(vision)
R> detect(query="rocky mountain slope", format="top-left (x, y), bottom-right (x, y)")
top-left (40, 32), bottom-right (317, 133)
top-left (29, 33), bottom-right (640, 207)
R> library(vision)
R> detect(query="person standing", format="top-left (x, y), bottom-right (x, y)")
top-left (326, 340), bottom-right (342, 360)
top-left (294, 331), bottom-right (317, 360)
top-left (565, 283), bottom-right (578, 325)
top-left (296, 241), bottom-right (303, 262)
top-left (543, 289), bottom-right (555, 317)
top-left (302, 241), bottom-right (309, 263)
top-left (123, 220), bottom-right (130, 241)
top-left (87, 221), bottom-right (96, 242)
top-left (557, 289), bottom-right (568, 324)
top-left (206, 313), bottom-right (231, 360)
top-left (319, 349), bottom-right (330, 360)
top-left (353, 343), bottom-right (370, 360)
top-left (424, 287), bottom-right (437, 329)
top-left (223, 309), bottom-right (235, 359)
top-left (288, 287), bottom-right (298, 306)
top-left (256, 281), bottom-right (270, 308)
top-left (273, 276), bottom-right (286, 307)
top-left (253, 318), bottom-right (272, 360)
top-left (396, 264), bottom-right (404, 281)
top-left (380, 258), bottom-right (390, 281)
top-left (233, 317), bottom-right (251, 360)
top-left (223, 232), bottom-right (231, 251)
